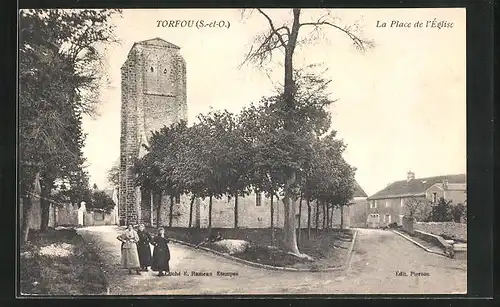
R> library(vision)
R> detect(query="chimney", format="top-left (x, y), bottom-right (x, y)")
top-left (407, 171), bottom-right (415, 182)
top-left (442, 179), bottom-right (449, 189)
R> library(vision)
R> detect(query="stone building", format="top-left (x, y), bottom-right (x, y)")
top-left (366, 171), bottom-right (466, 227)
top-left (119, 38), bottom-right (187, 226)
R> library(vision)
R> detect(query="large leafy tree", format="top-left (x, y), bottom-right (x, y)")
top-left (241, 9), bottom-right (373, 254)
top-left (239, 101), bottom-right (282, 241)
top-left (107, 163), bottom-right (120, 188)
top-left (159, 121), bottom-right (189, 228)
top-left (88, 190), bottom-right (115, 213)
top-left (195, 111), bottom-right (237, 232)
top-left (176, 123), bottom-right (211, 228)
top-left (216, 112), bottom-right (253, 229)
top-left (19, 9), bottom-right (120, 242)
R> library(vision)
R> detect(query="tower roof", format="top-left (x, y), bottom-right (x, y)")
top-left (122, 38), bottom-right (181, 69)
top-left (135, 37), bottom-right (181, 49)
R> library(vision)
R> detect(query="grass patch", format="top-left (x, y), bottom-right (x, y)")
top-left (146, 226), bottom-right (353, 269)
top-left (19, 228), bottom-right (107, 296)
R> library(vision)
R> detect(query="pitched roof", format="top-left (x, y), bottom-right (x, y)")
top-left (135, 37), bottom-right (180, 49)
top-left (368, 174), bottom-right (466, 200)
top-left (353, 181), bottom-right (368, 198)
top-left (431, 183), bottom-right (467, 191)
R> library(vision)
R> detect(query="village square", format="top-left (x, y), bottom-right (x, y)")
top-left (18, 9), bottom-right (467, 295)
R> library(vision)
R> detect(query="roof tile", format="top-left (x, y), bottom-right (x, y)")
top-left (368, 174), bottom-right (466, 200)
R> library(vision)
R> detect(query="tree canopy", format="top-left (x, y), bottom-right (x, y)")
top-left (19, 9), bottom-right (121, 239)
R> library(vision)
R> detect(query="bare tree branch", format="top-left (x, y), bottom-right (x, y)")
top-left (299, 20), bottom-right (374, 52)
top-left (240, 9), bottom-right (293, 68)
top-left (256, 9), bottom-right (288, 48)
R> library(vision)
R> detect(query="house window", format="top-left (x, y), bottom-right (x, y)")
top-left (150, 67), bottom-right (154, 72)
top-left (163, 68), bottom-right (167, 74)
top-left (256, 192), bottom-right (262, 206)
top-left (400, 198), bottom-right (404, 207)
top-left (175, 195), bottom-right (180, 204)
top-left (374, 200), bottom-right (377, 208)
top-left (385, 201), bottom-right (390, 208)
top-left (432, 192), bottom-right (437, 203)
top-left (227, 195), bottom-right (232, 203)
top-left (385, 214), bottom-right (391, 223)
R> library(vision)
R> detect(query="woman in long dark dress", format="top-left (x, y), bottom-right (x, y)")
top-left (136, 224), bottom-right (152, 271)
top-left (151, 227), bottom-right (171, 277)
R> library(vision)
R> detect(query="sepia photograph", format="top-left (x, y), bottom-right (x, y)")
top-left (18, 8), bottom-right (467, 296)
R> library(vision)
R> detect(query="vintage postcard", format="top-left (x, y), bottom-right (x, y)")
top-left (18, 8), bottom-right (467, 296)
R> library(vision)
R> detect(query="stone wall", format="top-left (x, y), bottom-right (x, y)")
top-left (146, 191), bottom-right (351, 229)
top-left (414, 222), bottom-right (467, 242)
top-left (55, 203), bottom-right (79, 226)
top-left (348, 197), bottom-right (368, 227)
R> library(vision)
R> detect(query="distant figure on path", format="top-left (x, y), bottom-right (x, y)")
top-left (117, 224), bottom-right (141, 275)
top-left (151, 227), bottom-right (171, 277)
top-left (136, 224), bottom-right (152, 271)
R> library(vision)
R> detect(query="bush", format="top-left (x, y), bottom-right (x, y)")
top-left (88, 190), bottom-right (115, 213)
top-left (425, 198), bottom-right (467, 223)
top-left (427, 198), bottom-right (453, 222)
top-left (452, 203), bottom-right (466, 223)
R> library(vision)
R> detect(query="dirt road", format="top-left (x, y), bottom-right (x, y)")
top-left (77, 226), bottom-right (466, 295)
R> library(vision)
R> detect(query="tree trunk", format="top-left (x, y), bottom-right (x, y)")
top-left (297, 195), bottom-right (303, 246)
top-left (307, 199), bottom-right (311, 239)
top-left (315, 200), bottom-right (320, 231)
top-left (329, 206), bottom-right (334, 229)
top-left (270, 193), bottom-right (275, 245)
top-left (326, 204), bottom-right (330, 231)
top-left (150, 192), bottom-right (154, 226)
top-left (234, 193), bottom-right (238, 229)
top-left (155, 192), bottom-right (162, 228)
top-left (188, 195), bottom-right (195, 228)
top-left (208, 195), bottom-right (213, 232)
top-left (21, 194), bottom-right (33, 244)
top-left (40, 181), bottom-right (51, 231)
top-left (169, 195), bottom-right (174, 228)
top-left (279, 9), bottom-right (301, 255)
top-left (322, 201), bottom-right (326, 230)
top-left (340, 205), bottom-right (344, 230)
top-left (21, 170), bottom-right (39, 244)
top-left (282, 172), bottom-right (299, 254)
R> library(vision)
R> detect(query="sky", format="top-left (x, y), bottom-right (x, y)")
top-left (81, 8), bottom-right (466, 196)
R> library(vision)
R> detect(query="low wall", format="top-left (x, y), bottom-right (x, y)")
top-left (414, 222), bottom-right (467, 242)
top-left (83, 211), bottom-right (116, 226)
top-left (56, 204), bottom-right (79, 225)
top-left (414, 230), bottom-right (454, 257)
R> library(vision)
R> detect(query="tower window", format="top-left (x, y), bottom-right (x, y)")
top-left (163, 68), bottom-right (168, 74)
top-left (150, 67), bottom-right (154, 72)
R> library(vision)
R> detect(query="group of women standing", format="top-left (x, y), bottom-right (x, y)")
top-left (117, 224), bottom-right (171, 277)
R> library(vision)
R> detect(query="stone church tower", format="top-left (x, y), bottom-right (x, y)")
top-left (119, 38), bottom-right (187, 226)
